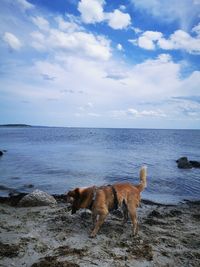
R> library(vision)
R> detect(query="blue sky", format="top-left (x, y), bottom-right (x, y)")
top-left (0, 0), bottom-right (200, 129)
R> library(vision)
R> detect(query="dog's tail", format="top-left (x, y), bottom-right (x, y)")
top-left (138, 166), bottom-right (147, 192)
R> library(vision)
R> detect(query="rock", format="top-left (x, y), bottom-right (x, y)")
top-left (31, 256), bottom-right (80, 267)
top-left (176, 157), bottom-right (200, 169)
top-left (0, 242), bottom-right (20, 257)
top-left (168, 209), bottom-right (182, 217)
top-left (190, 160), bottom-right (200, 168)
top-left (0, 151), bottom-right (3, 156)
top-left (176, 157), bottom-right (192, 169)
top-left (18, 189), bottom-right (57, 207)
top-left (0, 193), bottom-right (27, 206)
top-left (148, 210), bottom-right (163, 218)
top-left (23, 184), bottom-right (34, 189)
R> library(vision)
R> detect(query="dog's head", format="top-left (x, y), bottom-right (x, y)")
top-left (65, 188), bottom-right (81, 214)
top-left (65, 188), bottom-right (78, 203)
top-left (65, 186), bottom-right (94, 214)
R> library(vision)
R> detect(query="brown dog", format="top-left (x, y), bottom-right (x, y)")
top-left (66, 166), bottom-right (147, 237)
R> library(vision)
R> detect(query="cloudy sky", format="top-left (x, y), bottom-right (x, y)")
top-left (0, 0), bottom-right (200, 129)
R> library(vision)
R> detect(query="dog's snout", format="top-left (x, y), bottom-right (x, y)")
top-left (67, 196), bottom-right (74, 204)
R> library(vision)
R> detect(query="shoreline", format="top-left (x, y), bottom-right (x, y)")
top-left (1, 191), bottom-right (199, 207)
top-left (0, 194), bottom-right (200, 266)
top-left (1, 188), bottom-right (200, 207)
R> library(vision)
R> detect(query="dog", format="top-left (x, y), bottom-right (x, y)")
top-left (66, 166), bottom-right (147, 237)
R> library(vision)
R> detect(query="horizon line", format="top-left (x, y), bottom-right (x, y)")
top-left (0, 123), bottom-right (199, 131)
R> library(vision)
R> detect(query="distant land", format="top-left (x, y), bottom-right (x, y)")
top-left (0, 124), bottom-right (32, 127)
top-left (0, 124), bottom-right (52, 128)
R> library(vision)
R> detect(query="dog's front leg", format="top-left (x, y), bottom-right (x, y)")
top-left (92, 212), bottom-right (97, 227)
top-left (90, 212), bottom-right (108, 238)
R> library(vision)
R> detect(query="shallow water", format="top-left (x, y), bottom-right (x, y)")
top-left (0, 127), bottom-right (199, 204)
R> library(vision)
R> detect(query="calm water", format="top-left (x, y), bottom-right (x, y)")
top-left (0, 127), bottom-right (199, 204)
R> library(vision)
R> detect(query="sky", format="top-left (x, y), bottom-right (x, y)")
top-left (0, 0), bottom-right (200, 129)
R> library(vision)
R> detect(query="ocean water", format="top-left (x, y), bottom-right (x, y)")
top-left (0, 127), bottom-right (199, 204)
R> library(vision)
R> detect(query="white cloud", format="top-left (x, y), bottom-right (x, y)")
top-left (55, 16), bottom-right (82, 32)
top-left (30, 17), bottom-right (111, 61)
top-left (159, 30), bottom-right (200, 54)
top-left (78, 0), bottom-right (131, 29)
top-left (16, 0), bottom-right (34, 10)
top-left (126, 108), bottom-right (138, 116)
top-left (192, 22), bottom-right (200, 37)
top-left (119, 5), bottom-right (126, 11)
top-left (36, 53), bottom-right (198, 119)
top-left (137, 37), bottom-right (155, 50)
top-left (78, 0), bottom-right (105, 23)
top-left (170, 98), bottom-right (200, 118)
top-left (138, 31), bottom-right (163, 50)
top-left (111, 108), bottom-right (166, 118)
top-left (2, 49), bottom-right (200, 127)
top-left (106, 9), bottom-right (131, 30)
top-left (79, 102), bottom-right (94, 111)
top-left (131, 28), bottom-right (200, 54)
top-left (131, 0), bottom-right (200, 30)
top-left (3, 32), bottom-right (22, 50)
top-left (142, 31), bottom-right (163, 40)
top-left (157, 53), bottom-right (172, 63)
top-left (32, 16), bottom-right (50, 31)
top-left (34, 61), bottom-right (67, 82)
top-left (132, 27), bottom-right (142, 34)
top-left (139, 110), bottom-right (166, 117)
top-left (88, 112), bottom-right (101, 117)
top-left (116, 43), bottom-right (123, 51)
top-left (30, 31), bottom-right (46, 51)
top-left (75, 112), bottom-right (101, 117)
top-left (129, 31), bottom-right (163, 50)
top-left (49, 30), bottom-right (111, 60)
top-left (76, 102), bottom-right (102, 118)
top-left (128, 39), bottom-right (137, 46)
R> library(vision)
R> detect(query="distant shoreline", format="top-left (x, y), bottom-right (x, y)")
top-left (0, 124), bottom-right (32, 127)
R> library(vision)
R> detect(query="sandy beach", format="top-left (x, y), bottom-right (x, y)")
top-left (0, 195), bottom-right (200, 267)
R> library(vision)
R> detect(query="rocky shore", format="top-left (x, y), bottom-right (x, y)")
top-left (0, 194), bottom-right (200, 267)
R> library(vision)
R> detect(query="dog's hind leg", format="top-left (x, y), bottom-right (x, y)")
top-left (90, 211), bottom-right (108, 238)
top-left (122, 200), bottom-right (128, 223)
top-left (127, 204), bottom-right (138, 236)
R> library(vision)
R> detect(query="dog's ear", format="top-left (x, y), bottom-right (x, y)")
top-left (65, 188), bottom-right (79, 204)
top-left (66, 188), bottom-right (80, 198)
top-left (74, 188), bottom-right (80, 198)
top-left (71, 188), bottom-right (81, 214)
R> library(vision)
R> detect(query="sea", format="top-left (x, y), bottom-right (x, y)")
top-left (0, 127), bottom-right (199, 204)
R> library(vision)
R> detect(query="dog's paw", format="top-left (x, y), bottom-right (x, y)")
top-left (132, 230), bottom-right (139, 237)
top-left (89, 232), bottom-right (96, 238)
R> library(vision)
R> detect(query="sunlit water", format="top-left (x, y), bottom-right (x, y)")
top-left (0, 127), bottom-right (199, 204)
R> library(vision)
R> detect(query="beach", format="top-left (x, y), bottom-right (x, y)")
top-left (0, 195), bottom-right (200, 267)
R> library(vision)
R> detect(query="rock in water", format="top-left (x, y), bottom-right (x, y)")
top-left (19, 189), bottom-right (57, 207)
top-left (0, 151), bottom-right (3, 156)
top-left (190, 160), bottom-right (200, 168)
top-left (176, 157), bottom-right (200, 169)
top-left (176, 157), bottom-right (192, 169)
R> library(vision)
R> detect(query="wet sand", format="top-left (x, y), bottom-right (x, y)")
top-left (0, 195), bottom-right (200, 267)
